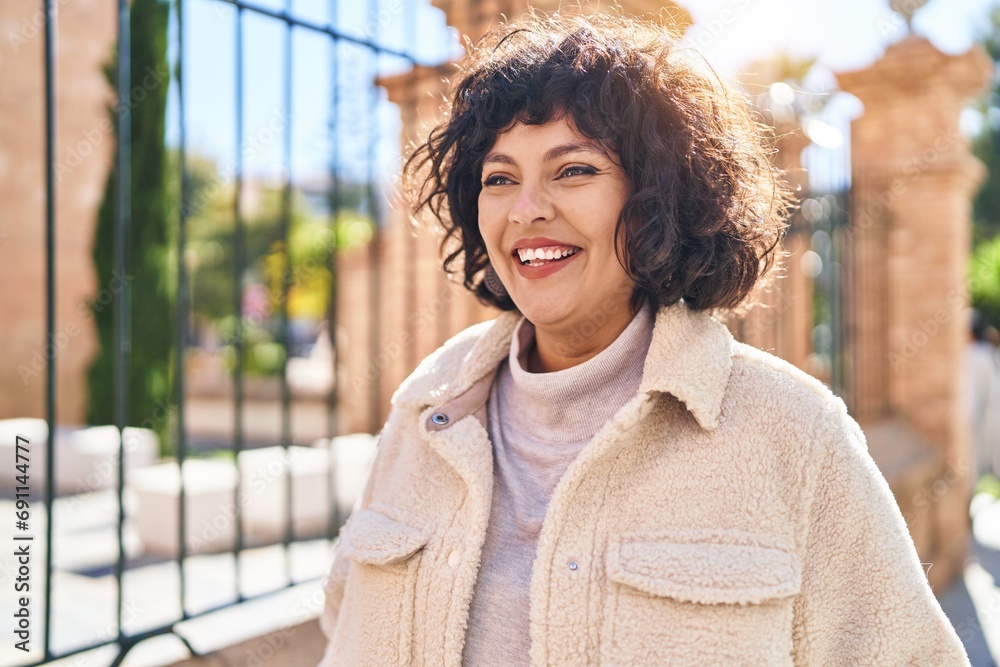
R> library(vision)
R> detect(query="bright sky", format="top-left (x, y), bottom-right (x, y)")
top-left (686, 0), bottom-right (994, 73)
top-left (166, 0), bottom-right (997, 196)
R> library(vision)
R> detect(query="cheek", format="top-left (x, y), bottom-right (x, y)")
top-left (478, 198), bottom-right (506, 243)
top-left (477, 213), bottom-right (501, 260)
top-left (565, 199), bottom-right (620, 250)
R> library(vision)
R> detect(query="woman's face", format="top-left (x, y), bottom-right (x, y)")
top-left (478, 117), bottom-right (635, 329)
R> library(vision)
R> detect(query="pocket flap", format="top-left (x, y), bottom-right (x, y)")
top-left (341, 507), bottom-right (429, 566)
top-left (607, 531), bottom-right (801, 605)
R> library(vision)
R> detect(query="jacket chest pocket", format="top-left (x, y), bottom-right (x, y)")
top-left (601, 531), bottom-right (801, 667)
top-left (331, 507), bottom-right (429, 667)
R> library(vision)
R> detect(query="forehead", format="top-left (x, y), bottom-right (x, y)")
top-left (486, 117), bottom-right (604, 157)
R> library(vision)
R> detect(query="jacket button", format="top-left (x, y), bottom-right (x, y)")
top-left (448, 550), bottom-right (461, 568)
top-left (568, 561), bottom-right (579, 571)
top-left (431, 413), bottom-right (449, 425)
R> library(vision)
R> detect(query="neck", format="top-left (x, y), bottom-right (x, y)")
top-left (526, 295), bottom-right (646, 373)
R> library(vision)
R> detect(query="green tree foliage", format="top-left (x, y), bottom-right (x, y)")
top-left (970, 4), bottom-right (1000, 329)
top-left (973, 4), bottom-right (1000, 244)
top-left (86, 0), bottom-right (173, 448)
top-left (971, 234), bottom-right (1000, 329)
top-left (176, 149), bottom-right (374, 376)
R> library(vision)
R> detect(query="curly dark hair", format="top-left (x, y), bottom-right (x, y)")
top-left (403, 11), bottom-right (793, 313)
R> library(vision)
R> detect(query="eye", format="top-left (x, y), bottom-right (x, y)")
top-left (482, 174), bottom-right (513, 187)
top-left (559, 165), bottom-right (598, 178)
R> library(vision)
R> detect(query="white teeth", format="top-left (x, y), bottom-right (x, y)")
top-left (516, 246), bottom-right (581, 264)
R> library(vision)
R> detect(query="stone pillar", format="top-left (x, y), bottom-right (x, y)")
top-left (0, 1), bottom-right (116, 425)
top-left (361, 65), bottom-right (491, 433)
top-left (772, 120), bottom-right (815, 373)
top-left (432, 0), bottom-right (690, 45)
top-left (837, 36), bottom-right (992, 592)
top-left (728, 113), bottom-right (814, 373)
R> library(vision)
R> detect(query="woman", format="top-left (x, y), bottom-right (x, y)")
top-left (318, 12), bottom-right (969, 666)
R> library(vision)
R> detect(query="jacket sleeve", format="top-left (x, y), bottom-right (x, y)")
top-left (318, 420), bottom-right (388, 641)
top-left (791, 407), bottom-right (970, 666)
top-left (319, 533), bottom-right (351, 639)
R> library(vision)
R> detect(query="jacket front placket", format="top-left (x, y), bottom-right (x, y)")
top-left (417, 368), bottom-right (498, 666)
top-left (527, 388), bottom-right (659, 666)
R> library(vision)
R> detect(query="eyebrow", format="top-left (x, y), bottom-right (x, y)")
top-left (482, 140), bottom-right (605, 167)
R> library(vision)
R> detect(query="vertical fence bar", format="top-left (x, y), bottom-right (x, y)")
top-left (175, 0), bottom-right (190, 621)
top-left (832, 188), bottom-right (849, 399)
top-left (403, 0), bottom-right (417, 375)
top-left (435, 0), bottom-right (450, 352)
top-left (835, 140), bottom-right (851, 401)
top-left (114, 0), bottom-right (132, 643)
top-left (42, 0), bottom-right (57, 658)
top-left (232, 4), bottom-right (247, 602)
top-left (366, 1), bottom-right (382, 435)
top-left (436, 1), bottom-right (451, 347)
top-left (280, 2), bottom-right (295, 583)
top-left (326, 0), bottom-right (341, 539)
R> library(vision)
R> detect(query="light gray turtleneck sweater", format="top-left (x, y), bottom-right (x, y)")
top-left (460, 298), bottom-right (656, 666)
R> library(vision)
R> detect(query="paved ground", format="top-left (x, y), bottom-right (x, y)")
top-left (938, 492), bottom-right (1000, 667)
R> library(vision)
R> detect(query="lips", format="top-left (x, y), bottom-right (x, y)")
top-left (506, 236), bottom-right (584, 280)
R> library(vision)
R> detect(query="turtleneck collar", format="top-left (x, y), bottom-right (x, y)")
top-left (498, 298), bottom-right (656, 444)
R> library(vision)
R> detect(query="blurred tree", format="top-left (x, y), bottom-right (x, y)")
top-left (173, 150), bottom-right (375, 374)
top-left (86, 0), bottom-right (173, 449)
top-left (973, 4), bottom-right (1000, 244)
top-left (971, 233), bottom-right (1000, 329)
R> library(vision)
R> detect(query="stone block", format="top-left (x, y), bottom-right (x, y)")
top-left (310, 432), bottom-right (378, 517)
top-left (238, 446), bottom-right (332, 546)
top-left (128, 434), bottom-right (377, 556)
top-left (128, 459), bottom-right (239, 556)
top-left (0, 418), bottom-right (157, 497)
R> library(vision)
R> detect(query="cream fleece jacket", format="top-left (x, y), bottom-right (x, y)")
top-left (462, 299), bottom-right (654, 665)
top-left (317, 300), bottom-right (970, 666)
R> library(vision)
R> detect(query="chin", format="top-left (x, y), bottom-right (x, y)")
top-left (513, 294), bottom-right (579, 326)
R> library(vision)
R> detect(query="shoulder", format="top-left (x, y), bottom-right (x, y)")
top-left (389, 310), bottom-right (519, 408)
top-left (723, 342), bottom-right (875, 528)
top-left (725, 340), bottom-right (860, 447)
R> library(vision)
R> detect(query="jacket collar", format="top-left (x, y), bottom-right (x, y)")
top-left (392, 300), bottom-right (735, 431)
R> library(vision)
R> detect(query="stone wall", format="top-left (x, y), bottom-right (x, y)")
top-left (726, 118), bottom-right (814, 373)
top-left (0, 1), bottom-right (115, 425)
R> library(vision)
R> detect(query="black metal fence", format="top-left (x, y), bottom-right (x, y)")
top-left (28, 0), bottom-right (441, 664)
top-left (801, 117), bottom-right (853, 403)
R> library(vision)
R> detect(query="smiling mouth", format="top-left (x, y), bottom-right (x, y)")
top-left (515, 246), bottom-right (583, 267)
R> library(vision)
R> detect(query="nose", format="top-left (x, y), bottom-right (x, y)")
top-left (508, 182), bottom-right (554, 226)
